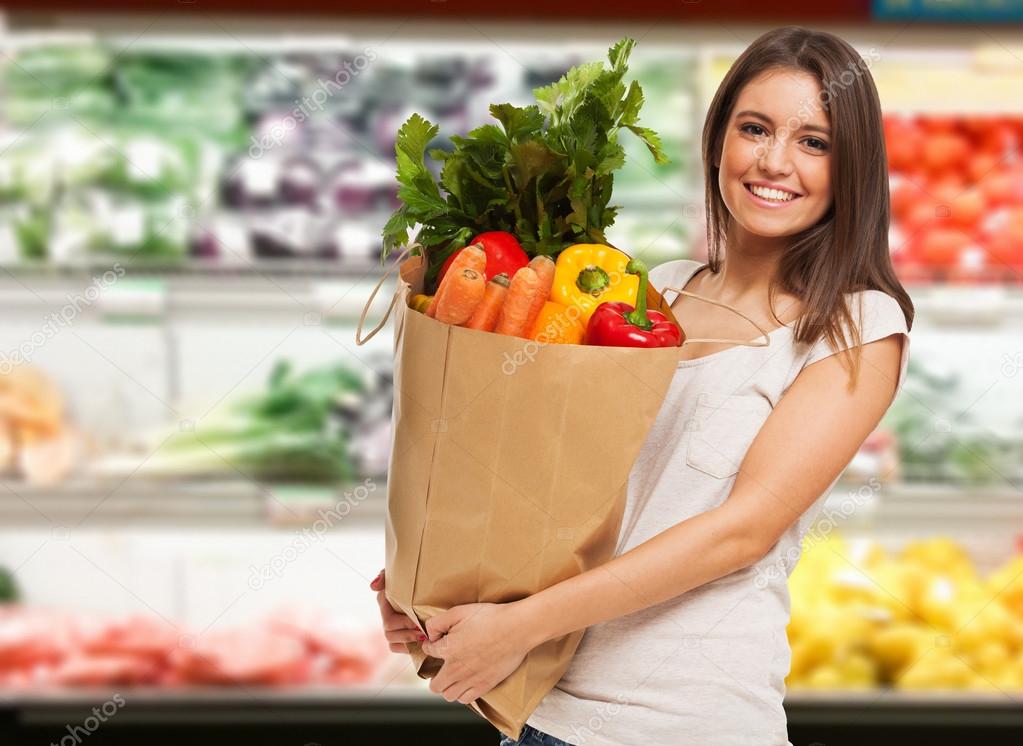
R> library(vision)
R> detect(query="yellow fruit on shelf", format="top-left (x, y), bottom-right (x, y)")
top-left (805, 664), bottom-right (845, 690)
top-left (894, 650), bottom-right (973, 690)
top-left (868, 623), bottom-right (930, 679)
top-left (788, 532), bottom-right (1023, 693)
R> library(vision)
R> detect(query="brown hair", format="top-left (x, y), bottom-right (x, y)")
top-left (702, 26), bottom-right (914, 384)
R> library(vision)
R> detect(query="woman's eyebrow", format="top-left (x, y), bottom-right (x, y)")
top-left (735, 109), bottom-right (831, 136)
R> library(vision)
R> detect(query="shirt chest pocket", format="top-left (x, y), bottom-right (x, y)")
top-left (685, 392), bottom-right (774, 479)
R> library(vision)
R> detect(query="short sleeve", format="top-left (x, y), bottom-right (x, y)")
top-left (648, 259), bottom-right (697, 306)
top-left (803, 290), bottom-right (911, 398)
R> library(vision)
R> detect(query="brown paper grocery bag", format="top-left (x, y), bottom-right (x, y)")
top-left (355, 248), bottom-right (770, 740)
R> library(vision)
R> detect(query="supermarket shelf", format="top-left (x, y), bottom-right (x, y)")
top-left (0, 477), bottom-right (387, 528)
top-left (0, 256), bottom-right (400, 321)
top-left (905, 282), bottom-right (1023, 326)
top-left (1, 476), bottom-right (1019, 531)
top-left (827, 479), bottom-right (1023, 528)
top-left (3, 686), bottom-right (1023, 727)
top-left (4, 264), bottom-right (1023, 325)
top-left (0, 256), bottom-right (391, 278)
top-left (0, 685), bottom-right (481, 728)
top-left (785, 689), bottom-right (1023, 727)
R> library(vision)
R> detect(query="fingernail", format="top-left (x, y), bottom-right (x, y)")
top-left (418, 634), bottom-right (427, 642)
top-left (370, 570), bottom-right (382, 585)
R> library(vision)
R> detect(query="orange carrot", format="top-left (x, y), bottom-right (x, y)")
top-left (495, 267), bottom-right (540, 337)
top-left (464, 273), bottom-right (510, 331)
top-left (522, 255), bottom-right (555, 332)
top-left (434, 268), bottom-right (486, 325)
top-left (426, 245), bottom-right (486, 318)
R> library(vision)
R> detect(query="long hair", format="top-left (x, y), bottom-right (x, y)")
top-left (702, 26), bottom-right (914, 383)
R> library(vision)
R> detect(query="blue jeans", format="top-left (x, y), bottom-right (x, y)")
top-left (499, 724), bottom-right (571, 746)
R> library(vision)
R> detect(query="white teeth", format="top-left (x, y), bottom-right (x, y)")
top-left (749, 184), bottom-right (797, 202)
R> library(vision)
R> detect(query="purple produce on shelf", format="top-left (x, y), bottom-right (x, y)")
top-left (329, 159), bottom-right (397, 212)
top-left (191, 227), bottom-right (219, 259)
top-left (221, 155), bottom-right (280, 210)
top-left (279, 156), bottom-right (323, 208)
top-left (250, 209), bottom-right (325, 258)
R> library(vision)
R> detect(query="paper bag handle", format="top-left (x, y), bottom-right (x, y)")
top-left (355, 245), bottom-right (415, 346)
top-left (659, 286), bottom-right (773, 348)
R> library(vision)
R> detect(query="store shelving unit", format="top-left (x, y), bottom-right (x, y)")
top-left (0, 14), bottom-right (1022, 746)
top-left (3, 687), bottom-right (1023, 746)
top-left (0, 476), bottom-right (388, 527)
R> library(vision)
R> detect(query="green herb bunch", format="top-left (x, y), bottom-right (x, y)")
top-left (381, 38), bottom-right (668, 289)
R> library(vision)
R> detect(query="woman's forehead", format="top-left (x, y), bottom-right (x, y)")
top-left (733, 69), bottom-right (830, 127)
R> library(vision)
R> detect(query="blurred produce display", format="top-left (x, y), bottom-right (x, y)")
top-left (885, 114), bottom-right (1023, 282)
top-left (788, 534), bottom-right (1023, 692)
top-left (881, 360), bottom-right (1023, 485)
top-left (0, 365), bottom-right (84, 486)
top-left (92, 358), bottom-right (392, 485)
top-left (0, 39), bottom-right (696, 269)
top-left (0, 568), bottom-right (18, 604)
top-left (0, 44), bottom-right (248, 265)
top-left (0, 604), bottom-right (390, 689)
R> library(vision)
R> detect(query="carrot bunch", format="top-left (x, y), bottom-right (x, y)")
top-left (416, 251), bottom-right (568, 341)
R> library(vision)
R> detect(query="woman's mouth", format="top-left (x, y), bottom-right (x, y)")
top-left (743, 182), bottom-right (803, 207)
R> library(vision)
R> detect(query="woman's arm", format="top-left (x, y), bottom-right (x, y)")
top-left (422, 333), bottom-right (904, 703)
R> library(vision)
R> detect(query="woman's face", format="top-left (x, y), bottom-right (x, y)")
top-left (717, 67), bottom-right (834, 240)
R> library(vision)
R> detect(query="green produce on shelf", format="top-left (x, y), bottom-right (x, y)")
top-left (882, 359), bottom-right (1022, 485)
top-left (152, 359), bottom-right (368, 484)
top-left (382, 38), bottom-right (669, 292)
top-left (0, 566), bottom-right (18, 604)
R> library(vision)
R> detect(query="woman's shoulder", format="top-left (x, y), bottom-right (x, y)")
top-left (843, 289), bottom-right (910, 336)
top-left (801, 288), bottom-right (911, 391)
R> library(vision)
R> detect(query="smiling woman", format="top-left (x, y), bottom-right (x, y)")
top-left (372, 26), bottom-right (915, 746)
top-left (701, 32), bottom-right (912, 385)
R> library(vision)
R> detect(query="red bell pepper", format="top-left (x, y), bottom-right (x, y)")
top-left (586, 258), bottom-right (682, 348)
top-left (438, 231), bottom-right (529, 284)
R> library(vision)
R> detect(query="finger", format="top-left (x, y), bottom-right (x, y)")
top-left (369, 569), bottom-right (385, 591)
top-left (377, 594), bottom-right (419, 629)
top-left (383, 614), bottom-right (420, 633)
top-left (388, 643), bottom-right (407, 653)
top-left (385, 629), bottom-right (427, 645)
top-left (425, 607), bottom-right (464, 641)
top-left (429, 662), bottom-right (456, 694)
top-left (420, 637), bottom-right (446, 658)
top-left (444, 681), bottom-right (473, 704)
top-left (457, 686), bottom-right (481, 705)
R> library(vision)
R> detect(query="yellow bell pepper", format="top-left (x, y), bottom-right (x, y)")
top-left (550, 244), bottom-right (639, 324)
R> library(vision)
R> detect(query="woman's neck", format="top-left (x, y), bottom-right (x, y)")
top-left (706, 224), bottom-right (788, 305)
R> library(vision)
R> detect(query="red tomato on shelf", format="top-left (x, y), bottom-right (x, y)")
top-left (918, 227), bottom-right (971, 267)
top-left (967, 152), bottom-right (1001, 184)
top-left (949, 188), bottom-right (987, 230)
top-left (922, 133), bottom-right (971, 175)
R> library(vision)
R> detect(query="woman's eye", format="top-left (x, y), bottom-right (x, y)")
top-left (740, 123), bottom-right (767, 137)
top-left (803, 137), bottom-right (829, 152)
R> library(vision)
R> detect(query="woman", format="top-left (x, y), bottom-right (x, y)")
top-left (372, 26), bottom-right (913, 746)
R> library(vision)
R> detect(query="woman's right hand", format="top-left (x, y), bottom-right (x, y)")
top-left (370, 569), bottom-right (426, 652)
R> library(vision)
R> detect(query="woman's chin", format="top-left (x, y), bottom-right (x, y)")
top-left (733, 214), bottom-right (804, 240)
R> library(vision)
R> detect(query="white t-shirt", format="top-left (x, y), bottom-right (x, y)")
top-left (526, 259), bottom-right (912, 746)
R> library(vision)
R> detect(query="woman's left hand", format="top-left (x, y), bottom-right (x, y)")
top-left (420, 601), bottom-right (538, 704)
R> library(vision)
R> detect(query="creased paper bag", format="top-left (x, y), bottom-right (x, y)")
top-left (367, 251), bottom-right (688, 740)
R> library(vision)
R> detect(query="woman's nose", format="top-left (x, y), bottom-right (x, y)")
top-left (758, 136), bottom-right (795, 176)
